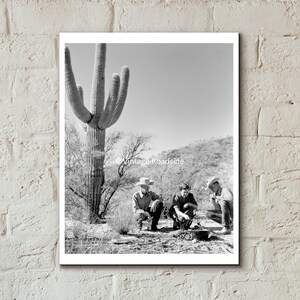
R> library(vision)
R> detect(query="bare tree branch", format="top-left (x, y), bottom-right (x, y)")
top-left (65, 119), bottom-right (152, 219)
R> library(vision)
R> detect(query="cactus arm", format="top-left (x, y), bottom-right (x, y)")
top-left (98, 73), bottom-right (120, 129)
top-left (76, 85), bottom-right (88, 131)
top-left (107, 66), bottom-right (130, 127)
top-left (91, 44), bottom-right (106, 117)
top-left (65, 47), bottom-right (92, 123)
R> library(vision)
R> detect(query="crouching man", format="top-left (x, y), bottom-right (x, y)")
top-left (132, 177), bottom-right (163, 232)
top-left (169, 183), bottom-right (198, 230)
top-left (205, 176), bottom-right (233, 235)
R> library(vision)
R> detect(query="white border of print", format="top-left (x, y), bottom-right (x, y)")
top-left (59, 33), bottom-right (239, 265)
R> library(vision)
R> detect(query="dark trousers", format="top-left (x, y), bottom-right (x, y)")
top-left (206, 199), bottom-right (233, 228)
top-left (135, 202), bottom-right (164, 228)
top-left (168, 206), bottom-right (195, 229)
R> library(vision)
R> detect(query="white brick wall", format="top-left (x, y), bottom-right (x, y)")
top-left (115, 3), bottom-right (212, 32)
top-left (0, 2), bottom-right (6, 34)
top-left (258, 104), bottom-right (300, 137)
top-left (263, 36), bottom-right (300, 71)
top-left (213, 2), bottom-right (300, 35)
top-left (1, 0), bottom-right (299, 298)
top-left (10, 1), bottom-right (112, 34)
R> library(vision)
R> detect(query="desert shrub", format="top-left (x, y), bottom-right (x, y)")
top-left (107, 201), bottom-right (134, 234)
top-left (65, 219), bottom-right (90, 239)
top-left (197, 199), bottom-right (215, 212)
top-left (65, 192), bottom-right (90, 223)
top-left (65, 234), bottom-right (116, 254)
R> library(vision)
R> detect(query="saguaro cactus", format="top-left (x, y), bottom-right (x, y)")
top-left (65, 44), bottom-right (130, 222)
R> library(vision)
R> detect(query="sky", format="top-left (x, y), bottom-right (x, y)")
top-left (65, 43), bottom-right (233, 158)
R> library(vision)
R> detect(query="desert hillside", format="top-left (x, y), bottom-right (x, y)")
top-left (138, 136), bottom-right (234, 208)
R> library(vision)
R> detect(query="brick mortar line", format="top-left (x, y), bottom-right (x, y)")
top-left (109, 3), bottom-right (116, 32)
top-left (4, 4), bottom-right (10, 36)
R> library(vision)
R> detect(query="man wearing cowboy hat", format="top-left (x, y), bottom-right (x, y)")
top-left (132, 177), bottom-right (163, 231)
top-left (169, 183), bottom-right (198, 230)
top-left (205, 176), bottom-right (233, 234)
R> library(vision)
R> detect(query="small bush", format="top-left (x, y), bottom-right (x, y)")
top-left (65, 235), bottom-right (116, 254)
top-left (65, 219), bottom-right (89, 239)
top-left (107, 201), bottom-right (134, 235)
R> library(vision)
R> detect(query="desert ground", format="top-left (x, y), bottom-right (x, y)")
top-left (65, 213), bottom-right (233, 255)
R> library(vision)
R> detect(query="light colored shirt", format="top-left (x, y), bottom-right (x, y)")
top-left (132, 190), bottom-right (160, 213)
top-left (215, 186), bottom-right (233, 202)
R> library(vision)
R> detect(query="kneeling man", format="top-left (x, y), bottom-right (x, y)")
top-left (132, 177), bottom-right (163, 231)
top-left (169, 183), bottom-right (198, 230)
top-left (205, 176), bottom-right (233, 234)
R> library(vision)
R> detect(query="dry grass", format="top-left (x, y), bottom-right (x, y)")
top-left (65, 235), bottom-right (116, 254)
top-left (107, 201), bottom-right (134, 235)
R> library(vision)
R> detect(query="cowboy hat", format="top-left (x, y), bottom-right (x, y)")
top-left (135, 177), bottom-right (154, 187)
top-left (205, 176), bottom-right (220, 190)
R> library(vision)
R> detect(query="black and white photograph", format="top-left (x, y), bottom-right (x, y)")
top-left (59, 33), bottom-right (239, 265)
